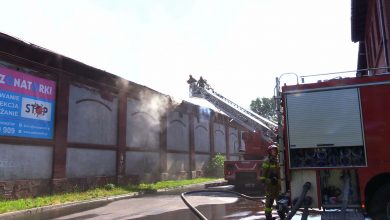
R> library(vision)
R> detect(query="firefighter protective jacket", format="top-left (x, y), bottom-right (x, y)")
top-left (260, 156), bottom-right (280, 185)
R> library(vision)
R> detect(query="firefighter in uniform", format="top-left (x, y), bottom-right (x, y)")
top-left (260, 144), bottom-right (284, 220)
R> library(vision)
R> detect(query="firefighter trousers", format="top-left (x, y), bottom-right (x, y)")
top-left (264, 184), bottom-right (280, 219)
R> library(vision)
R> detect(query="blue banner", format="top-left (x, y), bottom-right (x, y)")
top-left (0, 66), bottom-right (56, 139)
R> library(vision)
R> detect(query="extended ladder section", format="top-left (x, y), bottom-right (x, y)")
top-left (187, 76), bottom-right (277, 134)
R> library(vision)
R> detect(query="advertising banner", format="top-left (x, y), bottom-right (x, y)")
top-left (0, 66), bottom-right (56, 139)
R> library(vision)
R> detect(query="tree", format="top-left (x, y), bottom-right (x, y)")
top-left (250, 97), bottom-right (276, 121)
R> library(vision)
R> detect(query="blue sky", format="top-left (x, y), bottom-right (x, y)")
top-left (0, 0), bottom-right (358, 109)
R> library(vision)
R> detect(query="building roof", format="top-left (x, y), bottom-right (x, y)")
top-left (0, 32), bottom-right (120, 86)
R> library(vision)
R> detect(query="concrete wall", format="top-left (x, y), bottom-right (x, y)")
top-left (195, 154), bottom-right (210, 171)
top-left (0, 39), bottom-right (246, 198)
top-left (67, 84), bottom-right (118, 145)
top-left (125, 151), bottom-right (160, 176)
top-left (0, 71), bottom-right (245, 198)
top-left (167, 153), bottom-right (190, 179)
top-left (126, 98), bottom-right (160, 149)
top-left (167, 111), bottom-right (189, 152)
top-left (66, 148), bottom-right (116, 178)
top-left (214, 123), bottom-right (227, 153)
top-left (229, 156), bottom-right (240, 161)
top-left (228, 127), bottom-right (239, 154)
top-left (194, 117), bottom-right (210, 152)
top-left (0, 144), bottom-right (52, 180)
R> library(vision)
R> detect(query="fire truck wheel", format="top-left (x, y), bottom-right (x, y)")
top-left (369, 183), bottom-right (390, 220)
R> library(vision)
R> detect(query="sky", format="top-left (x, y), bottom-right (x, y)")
top-left (0, 0), bottom-right (358, 109)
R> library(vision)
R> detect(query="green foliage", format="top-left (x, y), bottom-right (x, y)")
top-left (250, 97), bottom-right (276, 121)
top-left (126, 178), bottom-right (215, 193)
top-left (104, 183), bottom-right (116, 190)
top-left (0, 187), bottom-right (128, 214)
top-left (204, 153), bottom-right (225, 178)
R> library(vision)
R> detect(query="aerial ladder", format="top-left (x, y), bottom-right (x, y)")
top-left (187, 75), bottom-right (277, 137)
top-left (187, 75), bottom-right (277, 188)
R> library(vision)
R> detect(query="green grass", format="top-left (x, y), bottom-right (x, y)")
top-left (0, 178), bottom-right (217, 214)
top-left (127, 178), bottom-right (217, 192)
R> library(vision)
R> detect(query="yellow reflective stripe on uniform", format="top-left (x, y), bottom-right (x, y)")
top-left (259, 176), bottom-right (266, 180)
top-left (269, 165), bottom-right (277, 168)
top-left (264, 207), bottom-right (273, 212)
top-left (262, 163), bottom-right (270, 169)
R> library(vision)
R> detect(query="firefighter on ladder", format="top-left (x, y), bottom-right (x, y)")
top-left (260, 144), bottom-right (285, 220)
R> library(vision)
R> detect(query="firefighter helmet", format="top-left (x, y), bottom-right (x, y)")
top-left (267, 144), bottom-right (278, 153)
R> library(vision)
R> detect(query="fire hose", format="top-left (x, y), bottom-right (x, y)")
top-left (181, 182), bottom-right (312, 220)
top-left (180, 189), bottom-right (265, 220)
top-left (286, 182), bottom-right (312, 220)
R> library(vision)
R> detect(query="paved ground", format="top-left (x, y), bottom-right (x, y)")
top-left (0, 181), bottom-right (218, 220)
top-left (6, 185), bottom-right (270, 220)
top-left (55, 190), bottom-right (240, 220)
top-left (2, 183), bottom-right (323, 220)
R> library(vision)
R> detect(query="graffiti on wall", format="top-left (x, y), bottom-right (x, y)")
top-left (0, 66), bottom-right (56, 139)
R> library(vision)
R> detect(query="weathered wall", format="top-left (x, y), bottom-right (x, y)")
top-left (0, 33), bottom-right (246, 198)
top-left (194, 154), bottom-right (210, 172)
top-left (194, 116), bottom-right (210, 152)
top-left (67, 84), bottom-right (118, 145)
top-left (229, 155), bottom-right (240, 161)
top-left (228, 127), bottom-right (239, 154)
top-left (126, 98), bottom-right (160, 149)
top-left (0, 144), bottom-right (52, 180)
top-left (167, 153), bottom-right (190, 179)
top-left (165, 111), bottom-right (190, 178)
top-left (0, 179), bottom-right (51, 199)
top-left (0, 144), bottom-right (53, 199)
top-left (167, 111), bottom-right (189, 151)
top-left (66, 148), bottom-right (116, 178)
top-left (214, 123), bottom-right (227, 153)
top-left (125, 151), bottom-right (160, 182)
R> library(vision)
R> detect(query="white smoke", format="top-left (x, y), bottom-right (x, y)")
top-left (136, 89), bottom-right (173, 125)
top-left (198, 106), bottom-right (211, 122)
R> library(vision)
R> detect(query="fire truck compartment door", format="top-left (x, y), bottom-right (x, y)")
top-left (286, 88), bottom-right (363, 148)
top-left (290, 170), bottom-right (319, 208)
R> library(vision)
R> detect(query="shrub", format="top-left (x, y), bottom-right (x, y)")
top-left (204, 153), bottom-right (225, 178)
top-left (104, 183), bottom-right (116, 190)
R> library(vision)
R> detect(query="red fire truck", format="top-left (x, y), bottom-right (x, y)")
top-left (224, 130), bottom-right (271, 188)
top-left (276, 71), bottom-right (390, 219)
top-left (187, 76), bottom-right (275, 188)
